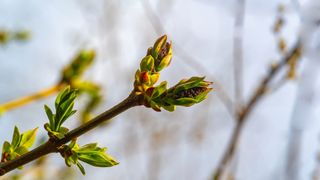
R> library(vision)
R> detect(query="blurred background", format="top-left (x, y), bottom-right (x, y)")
top-left (0, 0), bottom-right (320, 179)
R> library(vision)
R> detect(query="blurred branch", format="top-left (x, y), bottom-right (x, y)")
top-left (141, 0), bottom-right (234, 115)
top-left (233, 0), bottom-right (246, 111)
top-left (0, 84), bottom-right (64, 113)
top-left (213, 42), bottom-right (302, 179)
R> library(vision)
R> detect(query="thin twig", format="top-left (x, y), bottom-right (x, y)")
top-left (233, 0), bottom-right (246, 110)
top-left (0, 92), bottom-right (143, 176)
top-left (213, 42), bottom-right (302, 179)
top-left (0, 84), bottom-right (64, 112)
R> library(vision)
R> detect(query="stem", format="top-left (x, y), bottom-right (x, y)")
top-left (0, 84), bottom-right (64, 112)
top-left (213, 42), bottom-right (301, 180)
top-left (0, 92), bottom-right (143, 176)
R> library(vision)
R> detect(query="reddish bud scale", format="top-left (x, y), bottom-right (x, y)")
top-left (146, 87), bottom-right (155, 96)
top-left (173, 87), bottom-right (207, 99)
top-left (140, 72), bottom-right (149, 83)
top-left (1, 152), bottom-right (8, 162)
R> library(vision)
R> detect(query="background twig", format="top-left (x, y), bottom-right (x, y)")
top-left (214, 42), bottom-right (302, 179)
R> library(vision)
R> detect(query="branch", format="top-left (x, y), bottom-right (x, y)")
top-left (0, 84), bottom-right (64, 113)
top-left (213, 42), bottom-right (302, 179)
top-left (0, 92), bottom-right (143, 176)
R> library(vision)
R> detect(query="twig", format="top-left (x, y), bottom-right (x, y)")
top-left (213, 42), bottom-right (302, 179)
top-left (0, 84), bottom-right (64, 112)
top-left (233, 0), bottom-right (246, 110)
top-left (0, 92), bottom-right (143, 176)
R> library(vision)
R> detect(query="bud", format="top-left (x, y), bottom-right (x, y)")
top-left (144, 77), bottom-right (212, 112)
top-left (164, 76), bottom-right (212, 107)
top-left (140, 55), bottom-right (154, 71)
top-left (150, 35), bottom-right (172, 72)
top-left (152, 35), bottom-right (167, 59)
top-left (156, 42), bottom-right (172, 72)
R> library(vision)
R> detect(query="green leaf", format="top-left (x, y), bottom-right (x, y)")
top-left (77, 143), bottom-right (98, 152)
top-left (151, 81), bottom-right (167, 98)
top-left (76, 161), bottom-right (86, 175)
top-left (156, 53), bottom-right (172, 72)
top-left (44, 105), bottom-right (54, 128)
top-left (15, 146), bottom-right (28, 155)
top-left (11, 126), bottom-right (21, 149)
top-left (2, 141), bottom-right (11, 153)
top-left (140, 55), bottom-right (154, 71)
top-left (55, 86), bottom-right (70, 109)
top-left (20, 127), bottom-right (38, 148)
top-left (162, 105), bottom-right (176, 112)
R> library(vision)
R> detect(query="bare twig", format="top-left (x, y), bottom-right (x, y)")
top-left (233, 0), bottom-right (246, 110)
top-left (0, 92), bottom-right (143, 176)
top-left (213, 42), bottom-right (302, 179)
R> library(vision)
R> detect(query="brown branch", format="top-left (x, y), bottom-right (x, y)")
top-left (0, 92), bottom-right (143, 176)
top-left (213, 42), bottom-right (302, 179)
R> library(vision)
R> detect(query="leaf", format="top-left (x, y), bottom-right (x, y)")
top-left (55, 86), bottom-right (70, 109)
top-left (11, 126), bottom-right (21, 149)
top-left (76, 161), bottom-right (86, 175)
top-left (140, 55), bottom-right (154, 71)
top-left (78, 151), bottom-right (119, 167)
top-left (15, 146), bottom-right (28, 155)
top-left (44, 105), bottom-right (54, 128)
top-left (77, 143), bottom-right (98, 152)
top-left (162, 105), bottom-right (176, 112)
top-left (20, 127), bottom-right (38, 148)
top-left (151, 81), bottom-right (167, 98)
top-left (2, 141), bottom-right (11, 153)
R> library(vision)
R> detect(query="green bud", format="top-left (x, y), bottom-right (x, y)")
top-left (165, 77), bottom-right (213, 107)
top-left (156, 50), bottom-right (172, 72)
top-left (152, 35), bottom-right (167, 59)
top-left (140, 55), bottom-right (154, 71)
top-left (145, 77), bottom-right (212, 111)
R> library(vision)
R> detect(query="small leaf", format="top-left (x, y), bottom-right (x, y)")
top-left (78, 151), bottom-right (119, 167)
top-left (162, 105), bottom-right (176, 112)
top-left (15, 146), bottom-right (28, 155)
top-left (140, 55), bottom-right (154, 71)
top-left (44, 105), bottom-right (54, 128)
top-left (151, 81), bottom-right (167, 98)
top-left (20, 127), bottom-right (38, 148)
top-left (2, 141), bottom-right (11, 153)
top-left (76, 161), bottom-right (86, 175)
top-left (11, 126), bottom-right (21, 149)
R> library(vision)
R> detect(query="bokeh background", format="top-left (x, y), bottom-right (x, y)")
top-left (0, 0), bottom-right (320, 179)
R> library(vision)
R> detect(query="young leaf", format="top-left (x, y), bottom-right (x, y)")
top-left (11, 126), bottom-right (21, 149)
top-left (76, 161), bottom-right (86, 175)
top-left (19, 127), bottom-right (38, 148)
top-left (77, 152), bottom-right (119, 167)
top-left (44, 105), bottom-right (54, 128)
